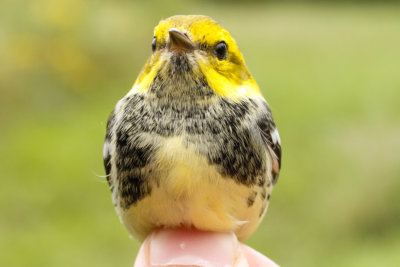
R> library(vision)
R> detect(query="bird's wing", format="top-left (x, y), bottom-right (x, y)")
top-left (256, 103), bottom-right (281, 185)
top-left (103, 109), bottom-right (116, 188)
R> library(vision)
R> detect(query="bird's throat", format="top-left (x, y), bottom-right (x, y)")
top-left (148, 54), bottom-right (214, 100)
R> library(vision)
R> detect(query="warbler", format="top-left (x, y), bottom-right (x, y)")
top-left (103, 15), bottom-right (281, 242)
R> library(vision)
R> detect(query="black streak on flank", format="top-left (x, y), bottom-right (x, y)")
top-left (210, 128), bottom-right (264, 185)
top-left (247, 191), bottom-right (258, 207)
top-left (261, 187), bottom-right (267, 200)
top-left (257, 175), bottom-right (266, 187)
top-left (119, 170), bottom-right (152, 209)
top-left (202, 100), bottom-right (263, 185)
top-left (115, 129), bottom-right (155, 171)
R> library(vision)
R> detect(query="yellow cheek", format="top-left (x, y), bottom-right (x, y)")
top-left (199, 60), bottom-right (234, 97)
top-left (198, 57), bottom-right (262, 99)
top-left (131, 54), bottom-right (164, 93)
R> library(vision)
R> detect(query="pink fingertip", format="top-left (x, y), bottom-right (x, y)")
top-left (241, 244), bottom-right (279, 267)
top-left (133, 237), bottom-right (149, 267)
top-left (148, 228), bottom-right (240, 267)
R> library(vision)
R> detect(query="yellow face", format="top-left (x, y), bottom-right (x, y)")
top-left (132, 15), bottom-right (261, 98)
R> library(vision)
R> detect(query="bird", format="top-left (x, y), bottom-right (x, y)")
top-left (103, 15), bottom-right (281, 242)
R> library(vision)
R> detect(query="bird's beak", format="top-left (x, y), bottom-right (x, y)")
top-left (168, 28), bottom-right (196, 52)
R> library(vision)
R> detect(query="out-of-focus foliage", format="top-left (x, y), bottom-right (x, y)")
top-left (1, 1), bottom-right (400, 266)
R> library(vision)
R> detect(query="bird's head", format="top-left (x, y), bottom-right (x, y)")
top-left (131, 15), bottom-right (261, 98)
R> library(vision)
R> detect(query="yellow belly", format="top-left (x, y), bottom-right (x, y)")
top-left (116, 136), bottom-right (271, 241)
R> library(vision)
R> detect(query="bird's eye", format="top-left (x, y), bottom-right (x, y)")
top-left (152, 37), bottom-right (157, 52)
top-left (215, 41), bottom-right (227, 60)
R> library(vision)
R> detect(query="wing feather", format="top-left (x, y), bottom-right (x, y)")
top-left (256, 104), bottom-right (281, 184)
top-left (103, 109), bottom-right (116, 188)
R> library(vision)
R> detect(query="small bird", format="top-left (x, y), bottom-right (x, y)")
top-left (103, 15), bottom-right (281, 242)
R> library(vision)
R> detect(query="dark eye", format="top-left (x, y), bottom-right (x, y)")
top-left (152, 37), bottom-right (157, 52)
top-left (215, 41), bottom-right (227, 60)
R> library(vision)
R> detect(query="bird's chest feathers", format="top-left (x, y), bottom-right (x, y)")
top-left (128, 135), bottom-right (259, 237)
top-left (114, 93), bottom-right (271, 241)
top-left (155, 136), bottom-right (219, 198)
top-left (118, 93), bottom-right (266, 187)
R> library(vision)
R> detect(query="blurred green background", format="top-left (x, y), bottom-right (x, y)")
top-left (1, 0), bottom-right (400, 266)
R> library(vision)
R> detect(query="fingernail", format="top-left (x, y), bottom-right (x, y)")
top-left (148, 228), bottom-right (242, 266)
